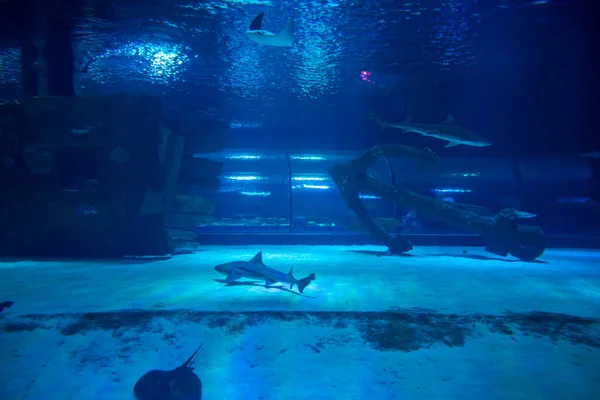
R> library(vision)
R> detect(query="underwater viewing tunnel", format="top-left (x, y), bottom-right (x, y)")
top-left (0, 94), bottom-right (598, 259)
top-left (172, 148), bottom-right (600, 248)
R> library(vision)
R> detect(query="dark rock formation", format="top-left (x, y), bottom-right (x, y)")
top-left (0, 93), bottom-right (183, 257)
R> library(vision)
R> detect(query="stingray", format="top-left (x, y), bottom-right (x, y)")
top-left (245, 11), bottom-right (295, 47)
top-left (134, 344), bottom-right (204, 400)
top-left (0, 301), bottom-right (13, 313)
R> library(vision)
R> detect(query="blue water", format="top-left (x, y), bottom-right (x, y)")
top-left (1, 0), bottom-right (599, 398)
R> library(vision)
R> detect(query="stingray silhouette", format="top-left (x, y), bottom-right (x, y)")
top-left (0, 301), bottom-right (13, 312)
top-left (133, 344), bottom-right (203, 400)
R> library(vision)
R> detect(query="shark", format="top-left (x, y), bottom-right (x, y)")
top-left (246, 11), bottom-right (295, 47)
top-left (214, 251), bottom-right (315, 294)
top-left (370, 112), bottom-right (492, 148)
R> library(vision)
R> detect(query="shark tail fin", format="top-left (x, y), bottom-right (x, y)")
top-left (296, 273), bottom-right (315, 294)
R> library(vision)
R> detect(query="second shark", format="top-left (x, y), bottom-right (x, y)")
top-left (215, 251), bottom-right (316, 294)
top-left (370, 113), bottom-right (492, 148)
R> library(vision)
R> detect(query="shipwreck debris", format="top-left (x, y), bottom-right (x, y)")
top-left (329, 144), bottom-right (547, 261)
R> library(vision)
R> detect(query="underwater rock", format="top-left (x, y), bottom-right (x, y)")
top-left (139, 190), bottom-right (164, 215)
top-left (0, 94), bottom-right (180, 257)
top-left (134, 344), bottom-right (203, 400)
top-left (22, 148), bottom-right (53, 174)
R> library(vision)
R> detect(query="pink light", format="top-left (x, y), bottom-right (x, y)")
top-left (360, 70), bottom-right (373, 83)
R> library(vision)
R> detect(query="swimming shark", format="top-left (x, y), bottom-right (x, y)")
top-left (246, 11), bottom-right (295, 47)
top-left (214, 251), bottom-right (315, 294)
top-left (370, 112), bottom-right (492, 148)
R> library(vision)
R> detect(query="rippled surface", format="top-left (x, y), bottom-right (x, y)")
top-left (0, 0), bottom-right (573, 121)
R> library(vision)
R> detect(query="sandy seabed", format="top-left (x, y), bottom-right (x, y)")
top-left (1, 245), bottom-right (599, 399)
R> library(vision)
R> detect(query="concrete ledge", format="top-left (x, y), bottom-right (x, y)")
top-left (196, 233), bottom-right (600, 249)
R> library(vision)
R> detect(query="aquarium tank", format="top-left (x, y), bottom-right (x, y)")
top-left (1, 0), bottom-right (599, 399)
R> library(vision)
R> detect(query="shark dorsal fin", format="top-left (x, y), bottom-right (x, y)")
top-left (444, 114), bottom-right (455, 124)
top-left (404, 116), bottom-right (412, 123)
top-left (250, 251), bottom-right (264, 264)
top-left (287, 266), bottom-right (296, 280)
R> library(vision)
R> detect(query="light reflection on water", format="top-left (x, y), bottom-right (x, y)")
top-left (0, 0), bottom-right (569, 116)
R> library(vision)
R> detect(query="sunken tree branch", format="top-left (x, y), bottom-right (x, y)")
top-left (328, 144), bottom-right (547, 261)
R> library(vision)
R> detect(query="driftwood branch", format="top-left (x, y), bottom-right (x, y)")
top-left (329, 144), bottom-right (547, 261)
